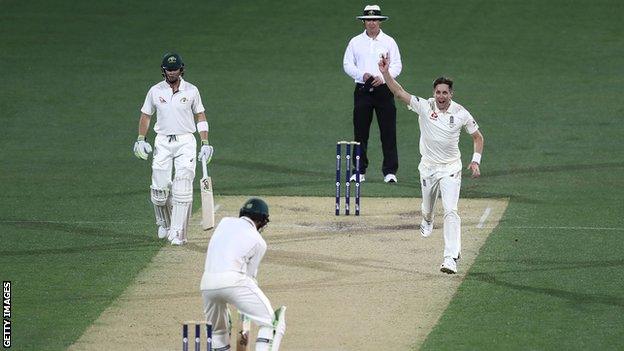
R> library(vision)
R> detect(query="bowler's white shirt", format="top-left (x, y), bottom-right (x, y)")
top-left (408, 96), bottom-right (479, 171)
top-left (200, 217), bottom-right (267, 290)
top-left (343, 29), bottom-right (402, 83)
top-left (140, 78), bottom-right (205, 135)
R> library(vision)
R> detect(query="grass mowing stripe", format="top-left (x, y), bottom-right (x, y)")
top-left (1, 0), bottom-right (623, 349)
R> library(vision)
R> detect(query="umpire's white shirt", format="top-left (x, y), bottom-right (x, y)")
top-left (343, 29), bottom-right (402, 83)
top-left (140, 78), bottom-right (205, 135)
top-left (200, 217), bottom-right (267, 290)
top-left (408, 96), bottom-right (479, 173)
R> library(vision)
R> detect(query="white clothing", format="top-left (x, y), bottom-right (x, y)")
top-left (201, 217), bottom-right (266, 285)
top-left (202, 285), bottom-right (275, 349)
top-left (141, 78), bottom-right (206, 244)
top-left (343, 29), bottom-right (402, 83)
top-left (201, 217), bottom-right (281, 350)
top-left (420, 168), bottom-right (462, 259)
top-left (202, 284), bottom-right (274, 330)
top-left (409, 96), bottom-right (479, 261)
top-left (408, 96), bottom-right (479, 172)
top-left (151, 133), bottom-right (196, 188)
top-left (140, 78), bottom-right (205, 135)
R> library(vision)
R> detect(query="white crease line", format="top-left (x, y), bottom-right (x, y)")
top-left (477, 207), bottom-right (492, 229)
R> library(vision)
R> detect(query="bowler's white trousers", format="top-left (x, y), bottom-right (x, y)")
top-left (419, 161), bottom-right (462, 260)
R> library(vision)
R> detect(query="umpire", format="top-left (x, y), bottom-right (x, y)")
top-left (343, 4), bottom-right (402, 183)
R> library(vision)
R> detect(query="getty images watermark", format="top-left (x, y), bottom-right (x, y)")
top-left (3, 281), bottom-right (10, 348)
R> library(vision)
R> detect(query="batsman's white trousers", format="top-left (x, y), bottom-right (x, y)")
top-left (151, 133), bottom-right (196, 189)
top-left (419, 161), bottom-right (462, 259)
top-left (202, 273), bottom-right (275, 349)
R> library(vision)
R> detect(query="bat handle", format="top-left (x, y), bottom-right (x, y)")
top-left (201, 155), bottom-right (208, 178)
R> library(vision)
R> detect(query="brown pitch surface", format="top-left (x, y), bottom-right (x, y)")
top-left (69, 196), bottom-right (507, 351)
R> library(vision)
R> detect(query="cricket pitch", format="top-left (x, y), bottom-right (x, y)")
top-left (69, 196), bottom-right (507, 351)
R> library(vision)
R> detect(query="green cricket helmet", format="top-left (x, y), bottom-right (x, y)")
top-left (161, 52), bottom-right (184, 71)
top-left (239, 197), bottom-right (270, 229)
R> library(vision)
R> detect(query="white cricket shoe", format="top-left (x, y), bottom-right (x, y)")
top-left (383, 174), bottom-right (397, 183)
top-left (167, 229), bottom-right (176, 242)
top-left (440, 257), bottom-right (458, 274)
top-left (420, 219), bottom-right (433, 238)
top-left (349, 173), bottom-right (365, 182)
top-left (167, 229), bottom-right (185, 243)
top-left (170, 237), bottom-right (187, 246)
top-left (158, 226), bottom-right (168, 239)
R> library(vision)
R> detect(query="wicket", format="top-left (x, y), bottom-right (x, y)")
top-left (182, 321), bottom-right (212, 351)
top-left (335, 141), bottom-right (361, 215)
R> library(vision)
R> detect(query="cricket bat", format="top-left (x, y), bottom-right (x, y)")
top-left (200, 155), bottom-right (215, 230)
top-left (236, 313), bottom-right (251, 351)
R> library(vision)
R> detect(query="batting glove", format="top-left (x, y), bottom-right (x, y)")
top-left (133, 136), bottom-right (152, 160)
top-left (198, 142), bottom-right (214, 163)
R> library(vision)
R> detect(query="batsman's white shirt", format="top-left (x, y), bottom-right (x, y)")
top-left (140, 78), bottom-right (205, 135)
top-left (200, 216), bottom-right (267, 289)
top-left (201, 216), bottom-right (277, 348)
top-left (408, 96), bottom-right (479, 173)
top-left (343, 29), bottom-right (402, 84)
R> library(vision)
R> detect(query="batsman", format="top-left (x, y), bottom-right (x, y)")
top-left (201, 198), bottom-right (286, 351)
top-left (133, 52), bottom-right (214, 245)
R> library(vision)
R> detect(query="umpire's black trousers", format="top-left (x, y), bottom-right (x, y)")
top-left (352, 83), bottom-right (398, 176)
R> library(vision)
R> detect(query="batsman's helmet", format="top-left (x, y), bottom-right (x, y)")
top-left (239, 197), bottom-right (270, 229)
top-left (161, 52), bottom-right (184, 71)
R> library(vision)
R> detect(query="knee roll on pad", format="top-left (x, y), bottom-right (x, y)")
top-left (151, 187), bottom-right (171, 228)
top-left (172, 177), bottom-right (193, 203)
top-left (150, 187), bottom-right (169, 206)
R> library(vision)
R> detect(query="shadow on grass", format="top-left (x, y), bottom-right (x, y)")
top-left (217, 159), bottom-right (327, 177)
top-left (0, 241), bottom-right (160, 257)
top-left (486, 161), bottom-right (624, 178)
top-left (0, 220), bottom-right (161, 257)
top-left (462, 191), bottom-right (541, 204)
top-left (467, 267), bottom-right (624, 307)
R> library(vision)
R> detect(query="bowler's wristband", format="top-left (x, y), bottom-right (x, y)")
top-left (197, 121), bottom-right (209, 132)
top-left (471, 153), bottom-right (482, 164)
top-left (201, 140), bottom-right (209, 146)
top-left (137, 135), bottom-right (146, 141)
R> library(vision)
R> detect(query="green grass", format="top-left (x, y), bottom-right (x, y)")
top-left (1, 0), bottom-right (623, 349)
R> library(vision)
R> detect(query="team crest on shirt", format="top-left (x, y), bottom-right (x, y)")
top-left (159, 97), bottom-right (167, 104)
top-left (449, 115), bottom-right (455, 128)
top-left (430, 111), bottom-right (438, 120)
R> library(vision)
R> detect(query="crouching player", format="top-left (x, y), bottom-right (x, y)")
top-left (201, 198), bottom-right (286, 350)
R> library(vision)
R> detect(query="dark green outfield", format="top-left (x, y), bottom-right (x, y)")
top-left (1, 0), bottom-right (622, 350)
